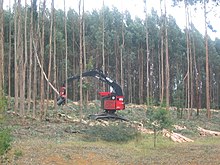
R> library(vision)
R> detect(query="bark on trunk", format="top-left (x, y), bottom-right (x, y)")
top-left (164, 0), bottom-right (169, 110)
top-left (27, 0), bottom-right (34, 114)
top-left (46, 0), bottom-right (54, 116)
top-left (0, 0), bottom-right (3, 99)
top-left (8, 0), bottom-right (12, 110)
top-left (14, 0), bottom-right (18, 114)
top-left (53, 4), bottom-right (57, 111)
top-left (79, 0), bottom-right (83, 121)
top-left (40, 0), bottom-right (46, 120)
top-left (204, 0), bottom-right (211, 119)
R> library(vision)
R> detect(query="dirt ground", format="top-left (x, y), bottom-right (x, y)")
top-left (7, 139), bottom-right (119, 165)
top-left (2, 115), bottom-right (131, 165)
top-left (2, 111), bottom-right (220, 165)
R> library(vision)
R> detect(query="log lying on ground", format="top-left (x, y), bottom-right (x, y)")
top-left (137, 126), bottom-right (154, 134)
top-left (163, 129), bottom-right (194, 143)
top-left (131, 121), bottom-right (154, 134)
top-left (197, 127), bottom-right (220, 136)
top-left (173, 124), bottom-right (187, 130)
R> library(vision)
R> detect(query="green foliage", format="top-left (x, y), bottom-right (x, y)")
top-left (146, 97), bottom-right (159, 106)
top-left (160, 99), bottom-right (167, 108)
top-left (84, 123), bottom-right (140, 143)
top-left (77, 80), bottom-right (92, 91)
top-left (0, 128), bottom-right (12, 155)
top-left (0, 94), bottom-right (7, 123)
top-left (2, 0), bottom-right (220, 109)
top-left (146, 108), bottom-right (173, 131)
top-left (87, 56), bottom-right (94, 70)
top-left (146, 107), bottom-right (173, 147)
top-left (14, 149), bottom-right (23, 159)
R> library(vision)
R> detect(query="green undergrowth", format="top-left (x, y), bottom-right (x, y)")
top-left (61, 133), bottom-right (181, 162)
top-left (67, 133), bottom-right (220, 162)
top-left (82, 123), bottom-right (141, 142)
top-left (0, 94), bottom-right (11, 156)
top-left (0, 128), bottom-right (12, 155)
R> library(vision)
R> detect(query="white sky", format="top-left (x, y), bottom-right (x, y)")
top-left (55, 0), bottom-right (220, 40)
top-left (3, 0), bottom-right (220, 40)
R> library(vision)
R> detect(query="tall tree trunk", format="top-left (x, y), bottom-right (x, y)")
top-left (198, 63), bottom-right (202, 110)
top-left (185, 1), bottom-right (190, 119)
top-left (138, 48), bottom-right (144, 104)
top-left (53, 3), bottom-right (57, 111)
top-left (120, 49), bottom-right (123, 90)
top-left (127, 54), bottom-right (132, 103)
top-left (144, 0), bottom-right (150, 106)
top-left (160, 0), bottom-right (164, 106)
top-left (40, 0), bottom-right (46, 120)
top-left (14, 0), bottom-right (18, 114)
top-left (17, 0), bottom-right (24, 116)
top-left (82, 0), bottom-right (88, 107)
top-left (71, 15), bottom-right (76, 101)
top-left (33, 45), bottom-right (37, 118)
top-left (158, 41), bottom-right (161, 105)
top-left (193, 36), bottom-right (200, 116)
top-left (190, 33), bottom-right (193, 117)
top-left (27, 0), bottom-right (34, 114)
top-left (115, 34), bottom-right (119, 82)
top-left (33, 41), bottom-right (38, 118)
top-left (8, 0), bottom-right (12, 110)
top-left (0, 0), bottom-right (3, 99)
top-left (120, 11), bottom-right (124, 93)
top-left (46, 0), bottom-right (54, 117)
top-left (79, 0), bottom-right (83, 121)
top-left (32, 0), bottom-right (38, 118)
top-left (21, 0), bottom-right (28, 117)
top-left (64, 0), bottom-right (68, 118)
top-left (102, 0), bottom-right (105, 91)
top-left (204, 0), bottom-right (211, 119)
top-left (83, 0), bottom-right (86, 70)
top-left (132, 70), bottom-right (136, 104)
top-left (164, 0), bottom-right (170, 110)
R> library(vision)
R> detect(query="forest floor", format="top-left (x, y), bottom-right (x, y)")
top-left (1, 102), bottom-right (220, 165)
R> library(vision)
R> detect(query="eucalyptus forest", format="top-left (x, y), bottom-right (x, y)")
top-left (1, 0), bottom-right (220, 119)
top-left (1, 0), bottom-right (220, 163)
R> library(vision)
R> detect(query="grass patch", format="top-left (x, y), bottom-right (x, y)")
top-left (194, 136), bottom-right (220, 145)
top-left (14, 149), bottom-right (23, 159)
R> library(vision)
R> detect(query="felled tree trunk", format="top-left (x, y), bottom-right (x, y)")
top-left (163, 129), bottom-right (194, 143)
top-left (197, 127), bottom-right (220, 136)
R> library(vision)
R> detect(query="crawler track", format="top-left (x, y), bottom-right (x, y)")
top-left (89, 113), bottom-right (128, 121)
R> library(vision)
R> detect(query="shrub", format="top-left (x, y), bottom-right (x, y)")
top-left (146, 107), bottom-right (173, 147)
top-left (84, 123), bottom-right (140, 143)
top-left (0, 94), bottom-right (7, 123)
top-left (0, 128), bottom-right (12, 155)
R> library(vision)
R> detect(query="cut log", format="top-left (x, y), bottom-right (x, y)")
top-left (197, 127), bottom-right (220, 136)
top-left (131, 121), bottom-right (154, 134)
top-left (163, 129), bottom-right (194, 143)
top-left (173, 124), bottom-right (187, 130)
top-left (137, 126), bottom-right (154, 134)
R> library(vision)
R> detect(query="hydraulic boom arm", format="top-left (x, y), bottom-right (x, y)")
top-left (66, 69), bottom-right (123, 96)
top-left (57, 69), bottom-right (124, 107)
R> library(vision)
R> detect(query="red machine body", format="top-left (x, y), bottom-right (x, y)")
top-left (98, 92), bottom-right (125, 111)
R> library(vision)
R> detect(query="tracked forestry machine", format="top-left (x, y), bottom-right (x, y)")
top-left (57, 69), bottom-right (127, 121)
